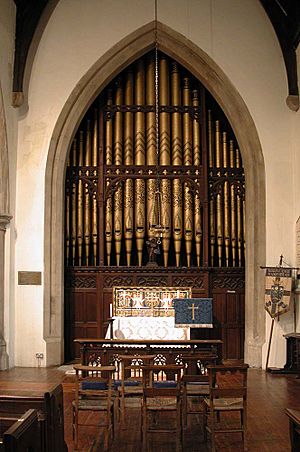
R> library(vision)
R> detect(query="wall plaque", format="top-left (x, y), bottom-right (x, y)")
top-left (18, 271), bottom-right (42, 286)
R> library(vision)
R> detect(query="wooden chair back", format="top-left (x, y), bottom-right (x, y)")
top-left (118, 354), bottom-right (156, 423)
top-left (141, 364), bottom-right (184, 451)
top-left (207, 363), bottom-right (249, 404)
top-left (73, 364), bottom-right (116, 450)
top-left (203, 363), bottom-right (249, 451)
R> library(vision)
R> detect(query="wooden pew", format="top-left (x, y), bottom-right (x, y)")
top-left (0, 409), bottom-right (40, 451)
top-left (286, 408), bottom-right (300, 452)
top-left (0, 383), bottom-right (67, 452)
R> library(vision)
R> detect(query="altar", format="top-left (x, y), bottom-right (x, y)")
top-left (108, 287), bottom-right (191, 340)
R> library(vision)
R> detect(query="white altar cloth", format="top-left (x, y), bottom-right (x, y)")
top-left (107, 316), bottom-right (190, 341)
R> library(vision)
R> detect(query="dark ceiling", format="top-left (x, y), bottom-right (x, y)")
top-left (12, 0), bottom-right (300, 107)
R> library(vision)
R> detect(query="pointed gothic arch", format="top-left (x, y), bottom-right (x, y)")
top-left (44, 22), bottom-right (265, 366)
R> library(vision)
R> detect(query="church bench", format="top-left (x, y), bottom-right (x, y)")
top-left (0, 409), bottom-right (40, 451)
top-left (286, 408), bottom-right (300, 452)
top-left (0, 383), bottom-right (67, 452)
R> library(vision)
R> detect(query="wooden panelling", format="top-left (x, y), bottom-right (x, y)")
top-left (64, 267), bottom-right (244, 361)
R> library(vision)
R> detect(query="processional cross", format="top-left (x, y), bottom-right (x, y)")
top-left (188, 303), bottom-right (199, 321)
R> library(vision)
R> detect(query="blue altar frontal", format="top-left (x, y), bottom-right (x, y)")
top-left (173, 298), bottom-right (213, 328)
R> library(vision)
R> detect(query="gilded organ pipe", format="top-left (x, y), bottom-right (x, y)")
top-left (223, 132), bottom-right (230, 267)
top-left (159, 57), bottom-right (171, 267)
top-left (208, 110), bottom-right (215, 266)
top-left (114, 78), bottom-right (123, 266)
top-left (146, 56), bottom-right (156, 240)
top-left (215, 120), bottom-right (223, 267)
top-left (243, 195), bottom-right (246, 263)
top-left (236, 147), bottom-right (242, 266)
top-left (124, 70), bottom-right (134, 266)
top-left (135, 61), bottom-right (146, 266)
top-left (92, 109), bottom-right (98, 166)
top-left (77, 131), bottom-right (84, 266)
top-left (192, 90), bottom-right (201, 166)
top-left (84, 120), bottom-right (91, 265)
top-left (71, 139), bottom-right (77, 266)
top-left (229, 140), bottom-right (237, 266)
top-left (105, 91), bottom-right (113, 265)
top-left (92, 110), bottom-right (98, 265)
top-left (193, 90), bottom-right (202, 266)
top-left (66, 155), bottom-right (70, 265)
top-left (183, 77), bottom-right (193, 267)
top-left (171, 62), bottom-right (183, 267)
top-left (65, 51), bottom-right (246, 270)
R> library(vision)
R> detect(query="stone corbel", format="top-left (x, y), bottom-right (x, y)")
top-left (0, 214), bottom-right (12, 231)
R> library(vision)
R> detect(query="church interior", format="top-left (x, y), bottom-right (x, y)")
top-left (0, 0), bottom-right (300, 450)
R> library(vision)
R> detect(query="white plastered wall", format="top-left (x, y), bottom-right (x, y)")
top-left (12, 0), bottom-right (298, 367)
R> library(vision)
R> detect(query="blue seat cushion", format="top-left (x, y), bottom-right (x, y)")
top-left (153, 380), bottom-right (177, 388)
top-left (82, 381), bottom-right (108, 390)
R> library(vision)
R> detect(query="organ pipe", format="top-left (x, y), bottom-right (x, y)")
top-left (215, 120), bottom-right (223, 267)
top-left (236, 147), bottom-right (242, 267)
top-left (223, 132), bottom-right (230, 267)
top-left (65, 51), bottom-right (245, 270)
top-left (183, 77), bottom-right (193, 267)
top-left (171, 62), bottom-right (183, 267)
top-left (92, 110), bottom-right (98, 265)
top-left (124, 70), bottom-right (134, 266)
top-left (230, 140), bottom-right (237, 266)
top-left (135, 61), bottom-right (146, 266)
top-left (84, 120), bottom-right (91, 265)
top-left (159, 56), bottom-right (171, 267)
top-left (71, 139), bottom-right (77, 266)
top-left (208, 110), bottom-right (215, 266)
top-left (77, 131), bottom-right (84, 266)
top-left (193, 90), bottom-right (202, 266)
top-left (66, 155), bottom-right (70, 265)
top-left (105, 91), bottom-right (113, 266)
top-left (114, 78), bottom-right (123, 266)
top-left (146, 55), bottom-right (156, 241)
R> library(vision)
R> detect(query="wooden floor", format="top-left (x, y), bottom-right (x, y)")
top-left (0, 366), bottom-right (299, 451)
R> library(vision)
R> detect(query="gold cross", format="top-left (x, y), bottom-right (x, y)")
top-left (188, 303), bottom-right (199, 321)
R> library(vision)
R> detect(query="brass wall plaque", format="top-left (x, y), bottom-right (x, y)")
top-left (18, 271), bottom-right (42, 286)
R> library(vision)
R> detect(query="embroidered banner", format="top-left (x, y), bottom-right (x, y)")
top-left (113, 287), bottom-right (191, 317)
top-left (173, 298), bottom-right (213, 328)
top-left (264, 267), bottom-right (292, 318)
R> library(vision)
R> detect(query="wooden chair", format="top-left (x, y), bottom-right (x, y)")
top-left (72, 364), bottom-right (116, 451)
top-left (203, 363), bottom-right (249, 452)
top-left (181, 354), bottom-right (216, 429)
top-left (141, 364), bottom-right (184, 452)
top-left (118, 354), bottom-right (155, 423)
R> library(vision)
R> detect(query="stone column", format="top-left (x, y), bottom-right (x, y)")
top-left (0, 214), bottom-right (11, 369)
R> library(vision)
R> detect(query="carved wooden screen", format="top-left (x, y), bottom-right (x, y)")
top-left (64, 51), bottom-right (245, 361)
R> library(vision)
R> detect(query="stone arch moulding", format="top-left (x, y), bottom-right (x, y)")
top-left (44, 21), bottom-right (266, 367)
top-left (0, 82), bottom-right (11, 370)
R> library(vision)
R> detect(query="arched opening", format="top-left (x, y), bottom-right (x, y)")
top-left (44, 22), bottom-right (265, 367)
